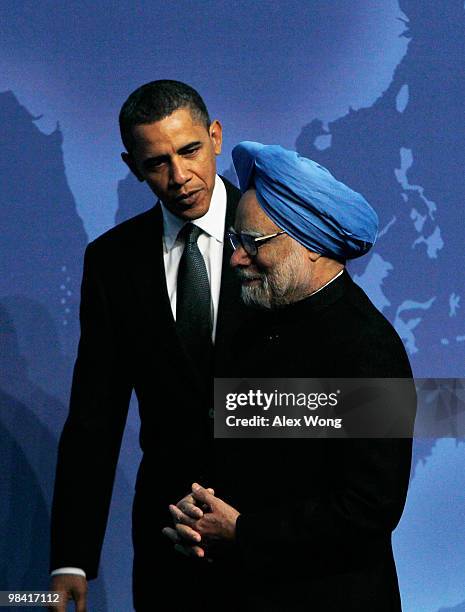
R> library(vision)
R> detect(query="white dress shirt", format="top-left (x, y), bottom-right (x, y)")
top-left (161, 174), bottom-right (226, 341)
top-left (50, 176), bottom-right (227, 580)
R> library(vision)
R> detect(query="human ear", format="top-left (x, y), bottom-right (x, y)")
top-left (209, 120), bottom-right (223, 155)
top-left (307, 250), bottom-right (321, 262)
top-left (121, 152), bottom-right (145, 182)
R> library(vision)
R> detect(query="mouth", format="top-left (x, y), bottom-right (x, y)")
top-left (174, 189), bottom-right (203, 206)
top-left (239, 274), bottom-right (263, 286)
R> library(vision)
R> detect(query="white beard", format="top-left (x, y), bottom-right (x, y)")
top-left (239, 248), bottom-right (307, 310)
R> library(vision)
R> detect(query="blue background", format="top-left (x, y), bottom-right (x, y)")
top-left (1, 1), bottom-right (464, 610)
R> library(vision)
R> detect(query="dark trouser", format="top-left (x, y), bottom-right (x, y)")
top-left (131, 485), bottom-right (244, 612)
top-left (132, 532), bottom-right (243, 612)
top-left (131, 486), bottom-right (402, 611)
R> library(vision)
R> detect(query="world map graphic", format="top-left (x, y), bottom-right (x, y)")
top-left (0, 1), bottom-right (464, 610)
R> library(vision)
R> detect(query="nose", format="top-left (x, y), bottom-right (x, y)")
top-left (230, 244), bottom-right (252, 268)
top-left (169, 156), bottom-right (190, 187)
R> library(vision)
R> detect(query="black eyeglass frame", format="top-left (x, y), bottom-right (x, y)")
top-left (227, 229), bottom-right (286, 257)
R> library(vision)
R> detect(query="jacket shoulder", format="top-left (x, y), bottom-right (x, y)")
top-left (86, 206), bottom-right (160, 258)
top-left (220, 175), bottom-right (241, 206)
top-left (337, 275), bottom-right (413, 376)
top-left (344, 277), bottom-right (397, 335)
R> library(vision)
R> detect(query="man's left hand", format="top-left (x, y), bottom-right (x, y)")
top-left (188, 483), bottom-right (240, 546)
top-left (162, 483), bottom-right (240, 559)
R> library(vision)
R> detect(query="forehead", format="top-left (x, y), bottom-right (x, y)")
top-left (235, 190), bottom-right (281, 233)
top-left (130, 108), bottom-right (208, 156)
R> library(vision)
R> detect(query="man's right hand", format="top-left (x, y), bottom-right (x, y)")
top-left (161, 487), bottom-right (215, 560)
top-left (49, 574), bottom-right (88, 612)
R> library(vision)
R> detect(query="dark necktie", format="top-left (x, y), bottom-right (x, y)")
top-left (176, 223), bottom-right (213, 374)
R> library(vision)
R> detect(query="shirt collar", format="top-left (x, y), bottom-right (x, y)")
top-left (308, 268), bottom-right (344, 296)
top-left (160, 175), bottom-right (227, 250)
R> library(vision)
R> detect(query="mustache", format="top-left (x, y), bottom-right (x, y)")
top-left (236, 269), bottom-right (264, 281)
top-left (174, 188), bottom-right (201, 203)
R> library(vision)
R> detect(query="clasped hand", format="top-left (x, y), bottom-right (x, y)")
top-left (161, 483), bottom-right (240, 561)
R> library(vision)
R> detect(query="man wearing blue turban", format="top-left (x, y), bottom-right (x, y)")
top-left (164, 143), bottom-right (415, 612)
top-left (232, 140), bottom-right (379, 263)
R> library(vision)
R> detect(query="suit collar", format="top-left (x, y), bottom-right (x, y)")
top-left (215, 178), bottom-right (253, 367)
top-left (128, 176), bottom-right (244, 386)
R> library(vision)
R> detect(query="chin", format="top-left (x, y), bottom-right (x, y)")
top-left (172, 195), bottom-right (211, 221)
top-left (183, 204), bottom-right (210, 220)
top-left (241, 285), bottom-right (272, 310)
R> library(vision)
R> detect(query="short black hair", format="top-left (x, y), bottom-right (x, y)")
top-left (119, 79), bottom-right (211, 153)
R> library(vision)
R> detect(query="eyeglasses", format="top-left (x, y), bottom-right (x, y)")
top-left (227, 229), bottom-right (286, 257)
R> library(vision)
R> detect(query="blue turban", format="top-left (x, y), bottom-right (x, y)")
top-left (232, 141), bottom-right (378, 261)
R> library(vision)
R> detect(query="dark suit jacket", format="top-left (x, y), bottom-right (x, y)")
top-left (214, 270), bottom-right (416, 611)
top-left (51, 188), bottom-right (415, 611)
top-left (49, 177), bottom-right (247, 585)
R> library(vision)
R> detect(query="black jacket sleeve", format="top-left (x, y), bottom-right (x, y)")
top-left (50, 242), bottom-right (133, 580)
top-left (235, 436), bottom-right (414, 573)
top-left (234, 329), bottom-right (416, 575)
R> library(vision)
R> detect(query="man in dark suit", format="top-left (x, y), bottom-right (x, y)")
top-left (49, 80), bottom-right (248, 611)
top-left (165, 142), bottom-right (416, 611)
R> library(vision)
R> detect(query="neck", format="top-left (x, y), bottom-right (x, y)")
top-left (266, 267), bottom-right (344, 310)
top-left (307, 267), bottom-right (344, 297)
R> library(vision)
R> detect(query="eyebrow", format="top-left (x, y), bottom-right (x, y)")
top-left (141, 141), bottom-right (203, 169)
top-left (178, 140), bottom-right (202, 154)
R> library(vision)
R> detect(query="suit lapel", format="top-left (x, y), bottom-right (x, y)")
top-left (127, 205), bottom-right (195, 376)
top-left (128, 204), bottom-right (172, 324)
top-left (128, 178), bottom-right (245, 383)
top-left (215, 178), bottom-right (250, 370)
